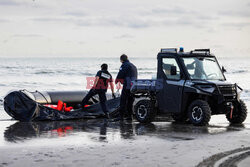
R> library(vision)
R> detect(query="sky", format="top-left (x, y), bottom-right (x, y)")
top-left (0, 0), bottom-right (249, 58)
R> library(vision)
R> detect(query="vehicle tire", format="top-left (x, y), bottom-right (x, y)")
top-left (226, 100), bottom-right (247, 124)
top-left (134, 99), bottom-right (156, 123)
top-left (188, 100), bottom-right (211, 126)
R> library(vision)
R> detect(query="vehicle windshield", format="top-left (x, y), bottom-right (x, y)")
top-left (182, 57), bottom-right (225, 80)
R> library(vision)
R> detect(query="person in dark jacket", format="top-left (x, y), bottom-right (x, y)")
top-left (115, 54), bottom-right (138, 121)
top-left (82, 64), bottom-right (115, 119)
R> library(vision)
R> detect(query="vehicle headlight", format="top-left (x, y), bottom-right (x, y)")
top-left (196, 85), bottom-right (215, 93)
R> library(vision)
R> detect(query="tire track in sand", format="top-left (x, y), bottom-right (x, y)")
top-left (196, 147), bottom-right (250, 167)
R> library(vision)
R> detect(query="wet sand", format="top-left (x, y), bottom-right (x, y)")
top-left (0, 116), bottom-right (250, 167)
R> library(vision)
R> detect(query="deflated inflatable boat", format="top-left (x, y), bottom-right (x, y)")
top-left (3, 90), bottom-right (120, 121)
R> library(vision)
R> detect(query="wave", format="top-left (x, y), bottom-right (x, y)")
top-left (243, 89), bottom-right (250, 94)
top-left (33, 70), bottom-right (94, 76)
top-left (34, 71), bottom-right (55, 74)
top-left (0, 66), bottom-right (19, 69)
top-left (137, 67), bottom-right (156, 71)
top-left (241, 89), bottom-right (250, 101)
top-left (34, 70), bottom-right (70, 75)
top-left (138, 72), bottom-right (155, 74)
top-left (79, 72), bottom-right (96, 76)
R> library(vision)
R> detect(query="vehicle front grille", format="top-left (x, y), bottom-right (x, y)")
top-left (218, 85), bottom-right (237, 98)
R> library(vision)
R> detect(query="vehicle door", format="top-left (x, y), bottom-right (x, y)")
top-left (157, 56), bottom-right (185, 113)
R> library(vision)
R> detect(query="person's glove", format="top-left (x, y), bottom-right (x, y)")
top-left (112, 93), bottom-right (116, 99)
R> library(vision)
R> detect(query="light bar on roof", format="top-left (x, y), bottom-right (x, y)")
top-left (160, 48), bottom-right (177, 53)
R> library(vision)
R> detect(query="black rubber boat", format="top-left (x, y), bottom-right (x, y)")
top-left (3, 90), bottom-right (120, 121)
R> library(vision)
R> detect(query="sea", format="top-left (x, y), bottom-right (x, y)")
top-left (0, 57), bottom-right (250, 146)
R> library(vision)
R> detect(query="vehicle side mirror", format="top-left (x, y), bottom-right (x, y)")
top-left (222, 66), bottom-right (227, 73)
top-left (170, 66), bottom-right (177, 75)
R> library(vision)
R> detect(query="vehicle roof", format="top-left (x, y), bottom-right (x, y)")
top-left (157, 50), bottom-right (215, 58)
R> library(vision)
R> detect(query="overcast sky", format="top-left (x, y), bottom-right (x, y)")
top-left (0, 0), bottom-right (249, 58)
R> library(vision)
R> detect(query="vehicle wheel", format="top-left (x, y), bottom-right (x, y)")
top-left (226, 100), bottom-right (247, 124)
top-left (134, 99), bottom-right (156, 123)
top-left (188, 100), bottom-right (211, 126)
top-left (172, 113), bottom-right (188, 123)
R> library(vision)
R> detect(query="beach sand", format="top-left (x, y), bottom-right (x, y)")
top-left (0, 117), bottom-right (249, 167)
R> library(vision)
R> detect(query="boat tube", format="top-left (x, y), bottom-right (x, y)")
top-left (3, 90), bottom-right (120, 121)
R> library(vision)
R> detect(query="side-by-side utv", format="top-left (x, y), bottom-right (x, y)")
top-left (131, 48), bottom-right (247, 126)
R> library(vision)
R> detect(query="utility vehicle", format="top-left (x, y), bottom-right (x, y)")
top-left (131, 48), bottom-right (247, 126)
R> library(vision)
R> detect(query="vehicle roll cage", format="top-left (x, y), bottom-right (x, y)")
top-left (157, 48), bottom-right (226, 81)
top-left (159, 48), bottom-right (213, 57)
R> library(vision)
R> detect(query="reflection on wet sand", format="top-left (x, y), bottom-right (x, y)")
top-left (4, 119), bottom-right (246, 144)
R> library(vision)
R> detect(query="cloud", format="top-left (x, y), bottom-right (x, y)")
top-left (149, 6), bottom-right (218, 27)
top-left (160, 17), bottom-right (206, 28)
top-left (0, 0), bottom-right (21, 6)
top-left (151, 6), bottom-right (193, 15)
top-left (32, 17), bottom-right (73, 23)
top-left (78, 41), bottom-right (85, 45)
top-left (196, 15), bottom-right (219, 21)
top-left (0, 18), bottom-right (10, 23)
top-left (64, 11), bottom-right (87, 17)
top-left (24, 3), bottom-right (220, 30)
top-left (25, 3), bottom-right (217, 30)
top-left (70, 16), bottom-right (151, 28)
top-left (218, 10), bottom-right (250, 17)
top-left (31, 14), bottom-right (207, 29)
top-left (11, 34), bottom-right (43, 38)
top-left (222, 22), bottom-right (250, 28)
top-left (115, 34), bottom-right (134, 39)
top-left (2, 39), bottom-right (8, 43)
top-left (116, 17), bottom-right (150, 28)
top-left (150, 6), bottom-right (218, 21)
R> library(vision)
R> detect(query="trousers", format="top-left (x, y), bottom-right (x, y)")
top-left (119, 88), bottom-right (134, 118)
top-left (81, 89), bottom-right (108, 114)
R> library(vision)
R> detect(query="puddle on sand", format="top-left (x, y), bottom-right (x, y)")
top-left (0, 118), bottom-right (247, 147)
